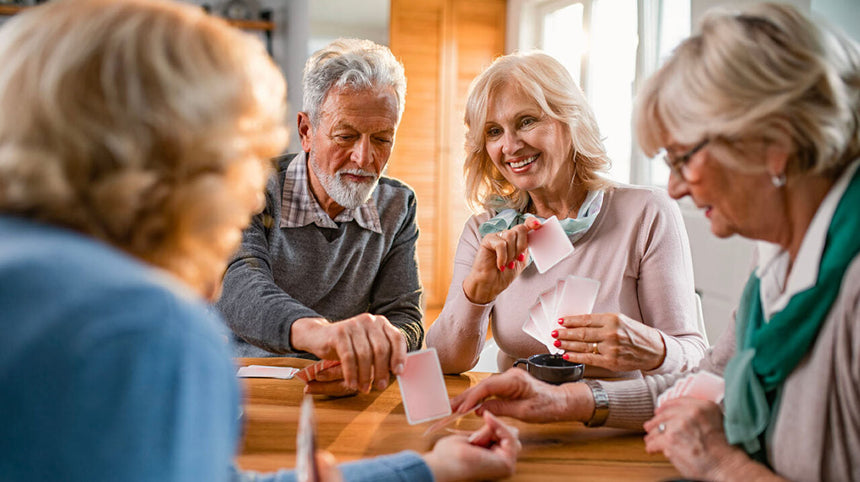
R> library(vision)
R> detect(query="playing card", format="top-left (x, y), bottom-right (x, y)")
top-left (527, 216), bottom-right (574, 273)
top-left (295, 360), bottom-right (343, 383)
top-left (296, 395), bottom-right (319, 482)
top-left (522, 302), bottom-right (546, 342)
top-left (525, 298), bottom-right (563, 354)
top-left (682, 371), bottom-right (725, 403)
top-left (538, 288), bottom-right (558, 330)
top-left (555, 275), bottom-right (600, 319)
top-left (422, 403), bottom-right (483, 436)
top-left (657, 371), bottom-right (725, 407)
top-left (397, 348), bottom-right (452, 425)
top-left (236, 365), bottom-right (299, 379)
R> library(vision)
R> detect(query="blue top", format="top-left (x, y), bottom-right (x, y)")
top-left (0, 216), bottom-right (433, 482)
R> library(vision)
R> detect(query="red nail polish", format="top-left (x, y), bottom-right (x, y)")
top-left (499, 265), bottom-right (505, 272)
top-left (554, 340), bottom-right (562, 347)
top-left (551, 330), bottom-right (558, 338)
top-left (517, 253), bottom-right (525, 262)
top-left (562, 353), bottom-right (569, 360)
top-left (507, 261), bottom-right (515, 269)
top-left (557, 318), bottom-right (564, 324)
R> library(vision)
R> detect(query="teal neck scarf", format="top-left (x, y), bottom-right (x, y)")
top-left (478, 190), bottom-right (604, 243)
top-left (723, 166), bottom-right (860, 459)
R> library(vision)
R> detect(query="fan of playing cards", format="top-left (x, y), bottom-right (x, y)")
top-left (523, 275), bottom-right (600, 354)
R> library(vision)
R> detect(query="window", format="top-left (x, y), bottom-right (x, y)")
top-left (515, 0), bottom-right (689, 185)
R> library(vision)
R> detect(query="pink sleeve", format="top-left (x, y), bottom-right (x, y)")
top-left (425, 214), bottom-right (494, 374)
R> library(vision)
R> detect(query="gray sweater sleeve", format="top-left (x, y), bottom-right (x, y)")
top-left (216, 175), bottom-right (320, 354)
top-left (367, 187), bottom-right (424, 351)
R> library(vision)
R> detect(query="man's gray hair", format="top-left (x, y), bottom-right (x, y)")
top-left (302, 38), bottom-right (407, 125)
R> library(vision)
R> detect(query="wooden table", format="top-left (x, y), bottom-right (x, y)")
top-left (235, 358), bottom-right (680, 481)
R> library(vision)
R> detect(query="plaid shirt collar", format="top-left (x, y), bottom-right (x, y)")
top-left (279, 151), bottom-right (382, 233)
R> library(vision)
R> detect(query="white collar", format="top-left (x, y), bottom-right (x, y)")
top-left (756, 160), bottom-right (860, 319)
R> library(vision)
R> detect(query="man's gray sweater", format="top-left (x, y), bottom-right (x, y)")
top-left (216, 154), bottom-right (424, 357)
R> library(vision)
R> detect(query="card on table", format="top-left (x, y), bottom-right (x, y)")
top-left (397, 348), bottom-right (452, 425)
top-left (527, 216), bottom-right (574, 273)
top-left (296, 395), bottom-right (319, 482)
top-left (236, 365), bottom-right (299, 379)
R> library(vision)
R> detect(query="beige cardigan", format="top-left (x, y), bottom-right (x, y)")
top-left (601, 254), bottom-right (860, 481)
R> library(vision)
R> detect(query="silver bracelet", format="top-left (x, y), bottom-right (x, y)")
top-left (583, 379), bottom-right (609, 427)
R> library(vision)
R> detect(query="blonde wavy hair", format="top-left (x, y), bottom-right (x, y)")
top-left (0, 0), bottom-right (288, 299)
top-left (635, 2), bottom-right (860, 178)
top-left (463, 51), bottom-right (613, 213)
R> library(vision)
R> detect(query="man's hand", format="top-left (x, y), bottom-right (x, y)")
top-left (291, 313), bottom-right (407, 394)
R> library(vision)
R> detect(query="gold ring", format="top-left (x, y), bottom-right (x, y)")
top-left (590, 342), bottom-right (599, 354)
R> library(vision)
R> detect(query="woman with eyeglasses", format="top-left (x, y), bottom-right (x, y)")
top-left (426, 51), bottom-right (708, 377)
top-left (450, 3), bottom-right (860, 480)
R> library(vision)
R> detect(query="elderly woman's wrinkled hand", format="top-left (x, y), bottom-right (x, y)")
top-left (555, 312), bottom-right (666, 372)
top-left (422, 411), bottom-right (521, 482)
top-left (643, 397), bottom-right (746, 481)
top-left (450, 367), bottom-right (592, 423)
top-left (462, 218), bottom-right (542, 305)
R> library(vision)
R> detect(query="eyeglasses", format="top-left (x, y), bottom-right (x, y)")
top-left (656, 139), bottom-right (709, 181)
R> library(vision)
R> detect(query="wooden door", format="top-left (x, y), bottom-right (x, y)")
top-left (389, 0), bottom-right (506, 311)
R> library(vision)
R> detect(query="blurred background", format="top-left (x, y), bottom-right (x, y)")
top-left (3, 0), bottom-right (856, 343)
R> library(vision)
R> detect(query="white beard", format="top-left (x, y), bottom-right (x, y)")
top-left (309, 154), bottom-right (379, 209)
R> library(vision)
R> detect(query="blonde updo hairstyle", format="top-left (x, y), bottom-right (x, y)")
top-left (635, 2), bottom-right (860, 179)
top-left (0, 0), bottom-right (288, 298)
top-left (463, 51), bottom-right (613, 213)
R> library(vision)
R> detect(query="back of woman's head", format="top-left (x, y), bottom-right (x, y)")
top-left (463, 51), bottom-right (611, 213)
top-left (635, 2), bottom-right (860, 177)
top-left (0, 0), bottom-right (288, 297)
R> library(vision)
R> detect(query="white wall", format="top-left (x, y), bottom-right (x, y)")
top-left (811, 0), bottom-right (860, 41)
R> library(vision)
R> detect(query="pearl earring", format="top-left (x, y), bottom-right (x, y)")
top-left (771, 172), bottom-right (786, 188)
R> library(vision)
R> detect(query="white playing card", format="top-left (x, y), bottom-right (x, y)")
top-left (526, 296), bottom-right (563, 354)
top-left (555, 275), bottom-right (600, 320)
top-left (538, 288), bottom-right (558, 330)
top-left (523, 303), bottom-right (546, 341)
top-left (523, 301), bottom-right (564, 353)
top-left (683, 371), bottom-right (725, 403)
top-left (657, 371), bottom-right (725, 407)
top-left (296, 395), bottom-right (319, 482)
top-left (397, 348), bottom-right (452, 425)
top-left (236, 365), bottom-right (299, 379)
top-left (527, 216), bottom-right (574, 273)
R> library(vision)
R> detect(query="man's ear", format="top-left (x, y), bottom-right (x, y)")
top-left (297, 112), bottom-right (313, 153)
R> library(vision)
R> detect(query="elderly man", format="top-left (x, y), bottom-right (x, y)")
top-left (217, 38), bottom-right (423, 396)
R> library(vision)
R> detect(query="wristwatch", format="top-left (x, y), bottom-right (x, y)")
top-left (583, 379), bottom-right (609, 427)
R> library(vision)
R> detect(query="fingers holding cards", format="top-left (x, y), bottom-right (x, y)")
top-left (523, 275), bottom-right (600, 354)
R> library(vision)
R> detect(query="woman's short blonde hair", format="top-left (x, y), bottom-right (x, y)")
top-left (0, 0), bottom-right (288, 298)
top-left (463, 51), bottom-right (612, 213)
top-left (635, 2), bottom-right (860, 178)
